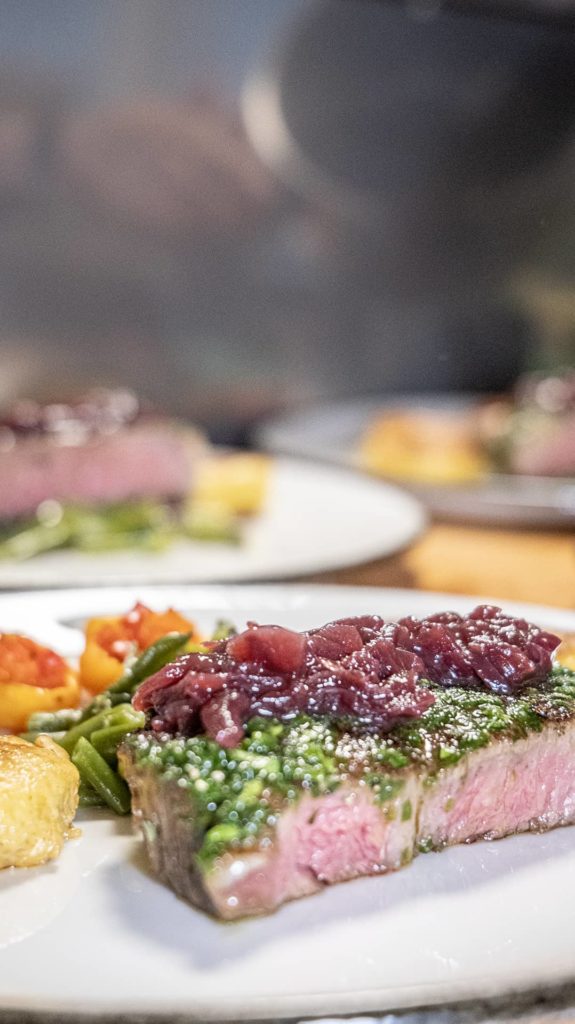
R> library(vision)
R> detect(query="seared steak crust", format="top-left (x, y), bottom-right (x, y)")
top-left (125, 760), bottom-right (218, 917)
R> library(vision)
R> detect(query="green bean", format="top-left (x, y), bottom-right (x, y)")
top-left (0, 519), bottom-right (72, 560)
top-left (211, 619), bottom-right (237, 641)
top-left (108, 691), bottom-right (132, 706)
top-left (90, 724), bottom-right (139, 765)
top-left (69, 500), bottom-right (174, 549)
top-left (90, 718), bottom-right (144, 762)
top-left (109, 704), bottom-right (145, 725)
top-left (58, 708), bottom-right (113, 754)
top-left (78, 781), bottom-right (107, 809)
top-left (77, 694), bottom-right (111, 722)
top-left (0, 497), bottom-right (241, 562)
top-left (72, 738), bottom-right (131, 815)
top-left (27, 708), bottom-right (83, 733)
top-left (107, 631), bottom-right (192, 696)
top-left (59, 702), bottom-right (139, 754)
top-left (0, 501), bottom-right (180, 562)
top-left (78, 690), bottom-right (131, 722)
top-left (75, 522), bottom-right (174, 554)
top-left (20, 730), bottom-right (66, 744)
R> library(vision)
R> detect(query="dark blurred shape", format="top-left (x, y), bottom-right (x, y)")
top-left (58, 94), bottom-right (277, 235)
top-left (392, 0), bottom-right (575, 27)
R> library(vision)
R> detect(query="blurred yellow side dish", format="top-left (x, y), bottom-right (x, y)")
top-left (0, 735), bottom-right (79, 869)
top-left (359, 411), bottom-right (489, 484)
top-left (193, 453), bottom-right (271, 515)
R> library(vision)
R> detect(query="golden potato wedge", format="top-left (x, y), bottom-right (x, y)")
top-left (0, 735), bottom-right (79, 869)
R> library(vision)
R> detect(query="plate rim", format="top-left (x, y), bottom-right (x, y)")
top-left (4, 969), bottom-right (575, 1021)
top-left (1, 581), bottom-right (575, 630)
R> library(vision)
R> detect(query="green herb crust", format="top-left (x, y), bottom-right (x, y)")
top-left (122, 667), bottom-right (575, 865)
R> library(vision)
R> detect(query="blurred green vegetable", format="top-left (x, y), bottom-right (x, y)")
top-left (0, 518), bottom-right (72, 560)
top-left (78, 781), bottom-right (107, 809)
top-left (211, 619), bottom-right (237, 641)
top-left (183, 501), bottom-right (241, 543)
top-left (0, 498), bottom-right (242, 561)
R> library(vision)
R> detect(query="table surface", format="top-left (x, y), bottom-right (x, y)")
top-left (310, 522), bottom-right (575, 609)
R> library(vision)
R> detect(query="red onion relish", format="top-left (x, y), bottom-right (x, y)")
top-left (133, 606), bottom-right (560, 747)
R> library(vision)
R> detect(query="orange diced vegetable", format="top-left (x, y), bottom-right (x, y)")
top-left (79, 602), bottom-right (199, 694)
top-left (0, 634), bottom-right (79, 731)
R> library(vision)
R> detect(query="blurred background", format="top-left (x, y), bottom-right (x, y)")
top-left (2, 0), bottom-right (575, 443)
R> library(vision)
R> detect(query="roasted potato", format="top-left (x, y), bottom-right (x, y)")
top-left (0, 735), bottom-right (79, 869)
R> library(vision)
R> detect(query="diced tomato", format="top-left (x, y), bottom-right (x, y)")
top-left (0, 634), bottom-right (79, 731)
top-left (0, 634), bottom-right (70, 688)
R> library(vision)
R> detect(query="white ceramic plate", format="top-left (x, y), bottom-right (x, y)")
top-left (2, 583), bottom-right (575, 1020)
top-left (0, 456), bottom-right (425, 589)
top-left (256, 397), bottom-right (575, 528)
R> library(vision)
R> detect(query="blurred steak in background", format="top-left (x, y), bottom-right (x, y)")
top-left (0, 389), bottom-right (205, 521)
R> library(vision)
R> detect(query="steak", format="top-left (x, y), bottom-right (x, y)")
top-left (0, 389), bottom-right (205, 519)
top-left (487, 370), bottom-right (575, 476)
top-left (510, 415), bottom-right (575, 476)
top-left (120, 609), bottom-right (575, 920)
top-left (121, 671), bottom-right (575, 919)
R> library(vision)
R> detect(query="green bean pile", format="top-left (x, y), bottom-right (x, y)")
top-left (25, 631), bottom-right (192, 813)
top-left (0, 499), bottom-right (240, 561)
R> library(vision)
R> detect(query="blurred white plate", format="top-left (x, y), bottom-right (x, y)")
top-left (2, 583), bottom-right (575, 1020)
top-left (256, 397), bottom-right (575, 528)
top-left (0, 456), bottom-right (425, 589)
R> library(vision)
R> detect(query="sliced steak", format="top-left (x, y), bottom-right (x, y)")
top-left (120, 666), bottom-right (575, 919)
